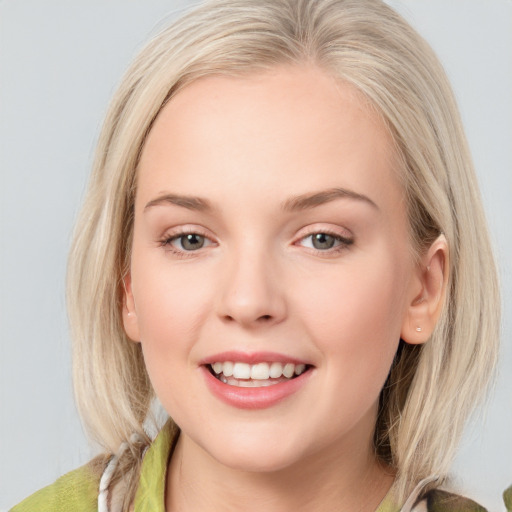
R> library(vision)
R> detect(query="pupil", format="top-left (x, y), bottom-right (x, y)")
top-left (182, 234), bottom-right (204, 250)
top-left (312, 233), bottom-right (335, 250)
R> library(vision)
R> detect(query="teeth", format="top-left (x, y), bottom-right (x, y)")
top-left (269, 362), bottom-right (283, 378)
top-left (210, 361), bottom-right (307, 384)
top-left (223, 361), bottom-right (234, 377)
top-left (250, 362), bottom-right (269, 379)
top-left (232, 362), bottom-right (251, 379)
top-left (283, 363), bottom-right (295, 378)
top-left (294, 364), bottom-right (306, 375)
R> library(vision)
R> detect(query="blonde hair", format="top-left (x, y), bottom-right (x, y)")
top-left (68, 0), bottom-right (500, 507)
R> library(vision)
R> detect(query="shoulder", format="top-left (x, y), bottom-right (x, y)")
top-left (10, 456), bottom-right (107, 512)
top-left (415, 489), bottom-right (487, 512)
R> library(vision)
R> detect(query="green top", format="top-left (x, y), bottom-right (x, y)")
top-left (504, 484), bottom-right (512, 512)
top-left (9, 461), bottom-right (99, 512)
top-left (8, 423), bottom-right (492, 512)
top-left (10, 424), bottom-right (174, 512)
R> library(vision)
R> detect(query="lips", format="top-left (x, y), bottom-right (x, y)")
top-left (200, 352), bottom-right (313, 409)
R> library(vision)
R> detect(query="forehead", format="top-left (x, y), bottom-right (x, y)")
top-left (137, 64), bottom-right (402, 214)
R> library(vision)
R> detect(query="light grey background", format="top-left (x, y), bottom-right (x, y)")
top-left (1, 1), bottom-right (511, 510)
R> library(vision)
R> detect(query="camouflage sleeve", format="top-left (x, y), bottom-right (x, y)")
top-left (503, 484), bottom-right (512, 512)
top-left (416, 490), bottom-right (487, 512)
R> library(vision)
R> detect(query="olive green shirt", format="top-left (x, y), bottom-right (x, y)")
top-left (9, 423), bottom-right (491, 512)
top-left (504, 484), bottom-right (512, 512)
top-left (10, 423), bottom-right (173, 512)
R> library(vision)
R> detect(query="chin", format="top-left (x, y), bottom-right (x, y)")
top-left (200, 432), bottom-right (307, 474)
top-left (213, 450), bottom-right (303, 474)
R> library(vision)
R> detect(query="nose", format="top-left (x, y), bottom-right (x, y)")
top-left (216, 244), bottom-right (287, 328)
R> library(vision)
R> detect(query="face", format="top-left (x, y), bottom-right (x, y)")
top-left (124, 65), bottom-right (422, 473)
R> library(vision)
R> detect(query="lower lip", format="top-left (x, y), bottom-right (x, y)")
top-left (201, 366), bottom-right (312, 410)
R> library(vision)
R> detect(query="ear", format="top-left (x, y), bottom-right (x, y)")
top-left (401, 235), bottom-right (449, 345)
top-left (122, 273), bottom-right (141, 343)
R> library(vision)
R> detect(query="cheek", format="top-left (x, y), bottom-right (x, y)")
top-left (295, 252), bottom-right (408, 377)
top-left (132, 253), bottom-right (211, 335)
top-left (130, 254), bottom-right (215, 389)
top-left (132, 264), bottom-right (212, 417)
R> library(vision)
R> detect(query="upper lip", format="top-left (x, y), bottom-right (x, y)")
top-left (199, 351), bottom-right (311, 366)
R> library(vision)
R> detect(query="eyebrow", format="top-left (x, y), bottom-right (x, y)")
top-left (282, 187), bottom-right (378, 212)
top-left (144, 193), bottom-right (213, 212)
top-left (144, 187), bottom-right (378, 213)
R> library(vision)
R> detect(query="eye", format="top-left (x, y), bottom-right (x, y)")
top-left (309, 233), bottom-right (337, 250)
top-left (174, 233), bottom-right (207, 251)
top-left (298, 231), bottom-right (353, 252)
top-left (160, 230), bottom-right (215, 254)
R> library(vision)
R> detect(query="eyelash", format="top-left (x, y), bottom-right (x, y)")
top-left (159, 229), bottom-right (354, 258)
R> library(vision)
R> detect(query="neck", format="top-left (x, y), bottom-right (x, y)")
top-left (166, 432), bottom-right (394, 512)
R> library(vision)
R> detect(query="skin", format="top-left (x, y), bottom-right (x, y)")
top-left (123, 65), bottom-right (448, 511)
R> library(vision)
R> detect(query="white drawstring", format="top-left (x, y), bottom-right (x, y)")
top-left (98, 434), bottom-right (144, 512)
top-left (400, 475), bottom-right (440, 512)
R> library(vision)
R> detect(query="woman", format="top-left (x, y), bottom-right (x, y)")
top-left (11, 0), bottom-right (501, 510)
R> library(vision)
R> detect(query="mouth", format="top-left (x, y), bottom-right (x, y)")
top-left (207, 361), bottom-right (310, 388)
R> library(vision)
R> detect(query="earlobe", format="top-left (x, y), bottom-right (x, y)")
top-left (122, 273), bottom-right (141, 343)
top-left (401, 235), bottom-right (449, 345)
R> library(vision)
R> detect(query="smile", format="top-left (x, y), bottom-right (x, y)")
top-left (201, 352), bottom-right (313, 409)
top-left (209, 361), bottom-right (308, 387)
